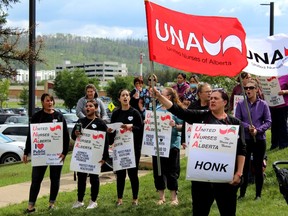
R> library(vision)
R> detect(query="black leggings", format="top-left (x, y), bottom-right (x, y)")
top-left (28, 165), bottom-right (62, 205)
top-left (152, 147), bottom-right (180, 191)
top-left (77, 172), bottom-right (99, 202)
top-left (116, 156), bottom-right (140, 200)
top-left (240, 139), bottom-right (266, 197)
top-left (191, 181), bottom-right (238, 216)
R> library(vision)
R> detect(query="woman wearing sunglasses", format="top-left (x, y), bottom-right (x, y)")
top-left (152, 87), bottom-right (246, 216)
top-left (235, 79), bottom-right (271, 201)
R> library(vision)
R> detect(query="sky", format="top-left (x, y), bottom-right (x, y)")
top-left (4, 0), bottom-right (288, 40)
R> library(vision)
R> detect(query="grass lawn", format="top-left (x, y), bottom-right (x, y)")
top-left (0, 131), bottom-right (288, 215)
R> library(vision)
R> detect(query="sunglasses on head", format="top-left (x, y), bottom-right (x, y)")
top-left (212, 88), bottom-right (226, 93)
top-left (244, 86), bottom-right (255, 90)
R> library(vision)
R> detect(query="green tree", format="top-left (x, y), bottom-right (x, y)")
top-left (0, 79), bottom-right (10, 108)
top-left (53, 69), bottom-right (89, 110)
top-left (0, 0), bottom-right (44, 77)
top-left (105, 76), bottom-right (134, 107)
top-left (18, 86), bottom-right (29, 108)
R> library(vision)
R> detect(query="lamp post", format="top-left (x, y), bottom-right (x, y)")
top-left (29, 0), bottom-right (36, 117)
top-left (260, 2), bottom-right (274, 36)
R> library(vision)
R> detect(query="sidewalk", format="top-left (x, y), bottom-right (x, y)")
top-left (0, 157), bottom-right (153, 208)
top-left (0, 150), bottom-right (185, 208)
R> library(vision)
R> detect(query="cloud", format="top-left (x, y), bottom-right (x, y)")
top-left (219, 7), bottom-right (237, 14)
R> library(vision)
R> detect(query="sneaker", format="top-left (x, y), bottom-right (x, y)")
top-left (86, 200), bottom-right (98, 209)
top-left (254, 196), bottom-right (261, 201)
top-left (25, 208), bottom-right (36, 214)
top-left (72, 201), bottom-right (84, 209)
top-left (48, 204), bottom-right (55, 210)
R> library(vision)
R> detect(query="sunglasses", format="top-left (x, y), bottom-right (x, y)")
top-left (244, 86), bottom-right (255, 90)
top-left (148, 79), bottom-right (156, 82)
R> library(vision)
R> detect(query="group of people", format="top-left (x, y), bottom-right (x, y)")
top-left (22, 71), bottom-right (288, 215)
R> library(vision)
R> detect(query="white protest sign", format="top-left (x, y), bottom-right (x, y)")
top-left (141, 110), bottom-right (172, 158)
top-left (112, 129), bottom-right (135, 171)
top-left (186, 124), bottom-right (239, 183)
top-left (233, 95), bottom-right (244, 116)
top-left (257, 76), bottom-right (285, 107)
top-left (244, 34), bottom-right (288, 77)
top-left (70, 129), bottom-right (106, 175)
top-left (185, 122), bottom-right (193, 157)
top-left (106, 122), bottom-right (123, 133)
top-left (30, 122), bottom-right (63, 166)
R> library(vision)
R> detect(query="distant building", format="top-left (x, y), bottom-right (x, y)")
top-left (15, 69), bottom-right (56, 83)
top-left (55, 61), bottom-right (128, 86)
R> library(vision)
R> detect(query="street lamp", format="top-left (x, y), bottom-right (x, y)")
top-left (260, 2), bottom-right (274, 36)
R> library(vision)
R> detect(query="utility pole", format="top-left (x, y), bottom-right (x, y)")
top-left (260, 2), bottom-right (274, 36)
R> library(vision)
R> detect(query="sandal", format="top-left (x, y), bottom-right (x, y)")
top-left (171, 200), bottom-right (179, 206)
top-left (116, 201), bottom-right (123, 206)
top-left (156, 199), bottom-right (165, 205)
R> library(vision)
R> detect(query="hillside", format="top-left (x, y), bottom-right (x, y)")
top-left (17, 34), bottom-right (159, 76)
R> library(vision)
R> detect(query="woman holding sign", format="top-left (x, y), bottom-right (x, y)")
top-left (23, 93), bottom-right (70, 213)
top-left (154, 87), bottom-right (183, 206)
top-left (108, 89), bottom-right (143, 206)
top-left (71, 100), bottom-right (109, 209)
top-left (152, 87), bottom-right (246, 216)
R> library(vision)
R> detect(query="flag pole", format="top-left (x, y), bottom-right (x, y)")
top-left (239, 75), bottom-right (256, 142)
top-left (149, 62), bottom-right (161, 176)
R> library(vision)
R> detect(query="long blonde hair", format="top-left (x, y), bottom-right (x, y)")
top-left (164, 87), bottom-right (185, 109)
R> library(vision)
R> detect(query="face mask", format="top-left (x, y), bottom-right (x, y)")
top-left (178, 83), bottom-right (184, 87)
top-left (190, 84), bottom-right (198, 88)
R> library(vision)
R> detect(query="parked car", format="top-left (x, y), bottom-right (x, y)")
top-left (0, 133), bottom-right (25, 164)
top-left (4, 116), bottom-right (29, 124)
top-left (0, 124), bottom-right (28, 142)
top-left (63, 113), bottom-right (78, 124)
top-left (0, 114), bottom-right (20, 124)
top-left (10, 108), bottom-right (27, 116)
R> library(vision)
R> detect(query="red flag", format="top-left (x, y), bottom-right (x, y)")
top-left (144, 1), bottom-right (248, 77)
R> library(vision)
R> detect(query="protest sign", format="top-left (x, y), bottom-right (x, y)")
top-left (30, 122), bottom-right (63, 166)
top-left (112, 129), bottom-right (135, 171)
top-left (186, 124), bottom-right (239, 182)
top-left (257, 76), bottom-right (285, 107)
top-left (142, 110), bottom-right (172, 158)
top-left (70, 129), bottom-right (106, 175)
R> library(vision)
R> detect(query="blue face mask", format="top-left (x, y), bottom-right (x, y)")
top-left (190, 84), bottom-right (198, 88)
top-left (178, 83), bottom-right (184, 87)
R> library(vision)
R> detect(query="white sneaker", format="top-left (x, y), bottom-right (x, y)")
top-left (72, 201), bottom-right (84, 208)
top-left (86, 200), bottom-right (98, 209)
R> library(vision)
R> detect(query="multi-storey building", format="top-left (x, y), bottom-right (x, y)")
top-left (55, 61), bottom-right (128, 86)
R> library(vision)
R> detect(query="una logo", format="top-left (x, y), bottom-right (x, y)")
top-left (50, 125), bottom-right (61, 131)
top-left (161, 115), bottom-right (171, 121)
top-left (247, 47), bottom-right (288, 64)
top-left (219, 126), bottom-right (237, 135)
top-left (267, 76), bottom-right (276, 82)
top-left (119, 128), bottom-right (128, 134)
top-left (35, 143), bottom-right (44, 149)
top-left (155, 19), bottom-right (244, 56)
top-left (92, 134), bottom-right (104, 139)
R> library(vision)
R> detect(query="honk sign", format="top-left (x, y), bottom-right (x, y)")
top-left (186, 123), bottom-right (239, 182)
